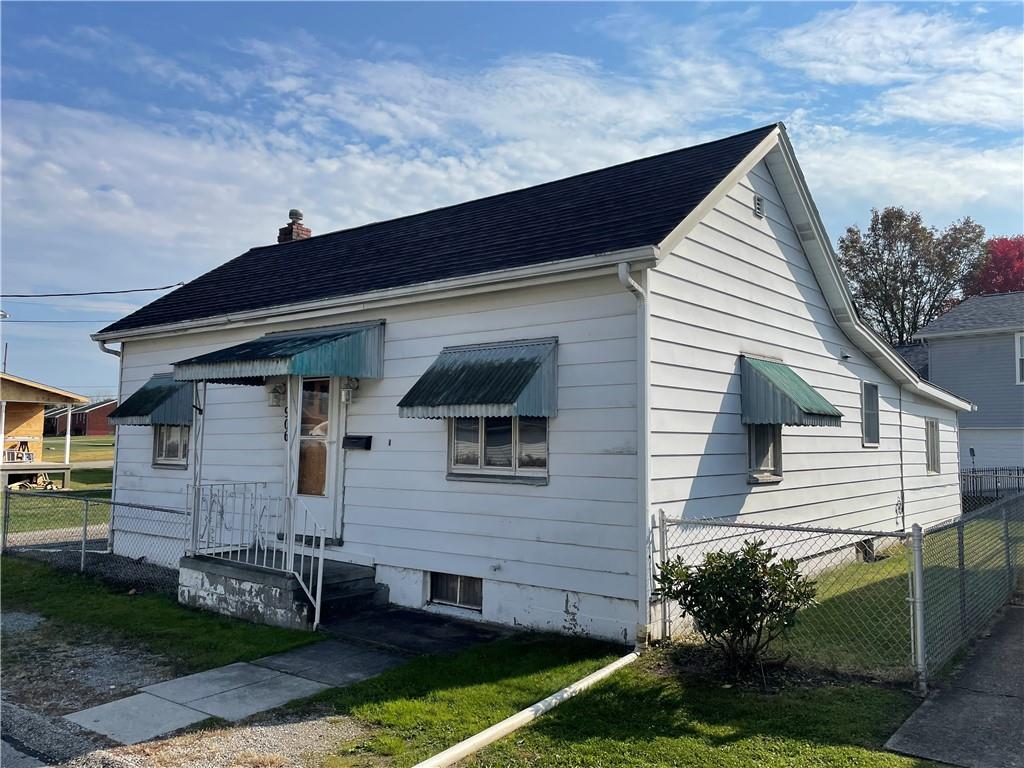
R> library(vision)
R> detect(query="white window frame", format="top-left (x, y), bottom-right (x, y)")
top-left (925, 418), bottom-right (941, 474)
top-left (153, 424), bottom-right (189, 468)
top-left (429, 571), bottom-right (483, 611)
top-left (861, 381), bottom-right (880, 448)
top-left (747, 423), bottom-right (783, 484)
top-left (447, 416), bottom-right (548, 479)
top-left (1016, 332), bottom-right (1024, 385)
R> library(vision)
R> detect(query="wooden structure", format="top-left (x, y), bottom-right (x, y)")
top-left (1, 372), bottom-right (88, 489)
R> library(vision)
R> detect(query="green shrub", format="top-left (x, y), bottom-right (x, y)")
top-left (654, 539), bottom-right (817, 673)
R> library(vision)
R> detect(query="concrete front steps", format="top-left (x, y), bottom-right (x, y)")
top-left (178, 553), bottom-right (389, 630)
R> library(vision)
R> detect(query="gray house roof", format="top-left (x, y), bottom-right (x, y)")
top-left (916, 292), bottom-right (1024, 338)
top-left (894, 343), bottom-right (929, 379)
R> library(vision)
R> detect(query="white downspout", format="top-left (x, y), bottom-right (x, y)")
top-left (618, 262), bottom-right (651, 648)
top-left (898, 384), bottom-right (906, 530)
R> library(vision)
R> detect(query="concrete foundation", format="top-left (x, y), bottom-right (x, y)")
top-left (178, 556), bottom-right (313, 631)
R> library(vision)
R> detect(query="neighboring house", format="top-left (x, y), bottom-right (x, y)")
top-left (94, 123), bottom-right (971, 642)
top-left (44, 398), bottom-right (117, 437)
top-left (1, 373), bottom-right (88, 488)
top-left (894, 343), bottom-right (929, 380)
top-left (914, 292), bottom-right (1024, 469)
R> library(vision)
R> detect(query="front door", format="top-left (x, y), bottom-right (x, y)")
top-left (293, 377), bottom-right (341, 540)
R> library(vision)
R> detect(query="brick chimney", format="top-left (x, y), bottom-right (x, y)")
top-left (278, 209), bottom-right (311, 243)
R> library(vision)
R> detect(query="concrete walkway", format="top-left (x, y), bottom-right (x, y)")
top-left (886, 603), bottom-right (1024, 768)
top-left (64, 639), bottom-right (403, 745)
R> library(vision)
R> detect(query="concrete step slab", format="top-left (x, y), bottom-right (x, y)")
top-left (63, 693), bottom-right (208, 745)
top-left (141, 662), bottom-right (280, 704)
top-left (253, 639), bottom-right (405, 686)
top-left (185, 673), bottom-right (328, 722)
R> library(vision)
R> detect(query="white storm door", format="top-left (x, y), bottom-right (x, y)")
top-left (293, 376), bottom-right (339, 538)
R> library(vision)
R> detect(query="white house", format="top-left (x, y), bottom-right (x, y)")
top-left (94, 123), bottom-right (972, 643)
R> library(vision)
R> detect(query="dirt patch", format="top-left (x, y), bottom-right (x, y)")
top-left (1, 611), bottom-right (176, 716)
top-left (652, 642), bottom-right (902, 693)
top-left (64, 705), bottom-right (364, 768)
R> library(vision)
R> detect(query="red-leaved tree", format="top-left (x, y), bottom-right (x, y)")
top-left (964, 236), bottom-right (1024, 296)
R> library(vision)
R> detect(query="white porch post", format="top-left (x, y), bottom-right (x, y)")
top-left (63, 403), bottom-right (73, 488)
top-left (190, 381), bottom-right (207, 553)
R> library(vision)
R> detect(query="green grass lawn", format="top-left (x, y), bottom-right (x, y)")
top-left (294, 637), bottom-right (929, 768)
top-left (68, 466), bottom-right (113, 495)
top-left (1, 557), bottom-right (319, 672)
top-left (42, 435), bottom-right (115, 463)
top-left (5, 485), bottom-right (110, 533)
top-left (780, 547), bottom-right (913, 679)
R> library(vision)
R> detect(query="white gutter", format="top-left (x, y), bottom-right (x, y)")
top-left (617, 262), bottom-right (652, 648)
top-left (92, 246), bottom-right (659, 343)
top-left (96, 340), bottom-right (121, 358)
top-left (412, 651), bottom-right (640, 768)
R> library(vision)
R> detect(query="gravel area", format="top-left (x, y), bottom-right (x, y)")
top-left (2, 611), bottom-right (44, 635)
top-left (1, 612), bottom-right (176, 716)
top-left (63, 705), bottom-right (364, 768)
top-left (6, 550), bottom-right (179, 595)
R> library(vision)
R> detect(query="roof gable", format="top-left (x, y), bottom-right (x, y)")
top-left (99, 125), bottom-right (778, 335)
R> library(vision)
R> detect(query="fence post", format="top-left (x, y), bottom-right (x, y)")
top-left (658, 509), bottom-right (669, 640)
top-left (1003, 509), bottom-right (1014, 598)
top-left (1, 487), bottom-right (10, 554)
top-left (81, 497), bottom-right (90, 572)
top-left (910, 524), bottom-right (928, 694)
top-left (956, 520), bottom-right (967, 639)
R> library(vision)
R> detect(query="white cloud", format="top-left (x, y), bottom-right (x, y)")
top-left (766, 4), bottom-right (1023, 129)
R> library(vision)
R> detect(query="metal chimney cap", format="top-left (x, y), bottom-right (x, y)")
top-left (288, 208), bottom-right (303, 222)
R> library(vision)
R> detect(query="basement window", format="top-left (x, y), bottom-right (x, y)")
top-left (748, 424), bottom-right (782, 484)
top-left (430, 572), bottom-right (483, 611)
top-left (153, 424), bottom-right (189, 468)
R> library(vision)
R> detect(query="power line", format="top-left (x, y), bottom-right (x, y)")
top-left (0, 319), bottom-right (117, 324)
top-left (1, 282), bottom-right (183, 298)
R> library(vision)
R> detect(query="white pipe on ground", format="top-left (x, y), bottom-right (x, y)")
top-left (411, 651), bottom-right (640, 768)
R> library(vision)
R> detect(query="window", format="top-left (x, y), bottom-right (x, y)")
top-left (430, 572), bottom-right (482, 610)
top-left (297, 378), bottom-right (330, 496)
top-left (1016, 332), bottom-right (1024, 385)
top-left (153, 424), bottom-right (189, 467)
top-left (748, 424), bottom-right (782, 483)
top-left (448, 416), bottom-right (548, 480)
top-left (861, 382), bottom-right (880, 447)
top-left (925, 418), bottom-right (941, 474)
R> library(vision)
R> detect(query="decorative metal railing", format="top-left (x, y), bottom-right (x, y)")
top-left (186, 482), bottom-right (325, 628)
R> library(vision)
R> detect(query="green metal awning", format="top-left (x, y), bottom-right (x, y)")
top-left (173, 321), bottom-right (385, 384)
top-left (741, 356), bottom-right (842, 427)
top-left (398, 338), bottom-right (557, 419)
top-left (108, 374), bottom-right (194, 426)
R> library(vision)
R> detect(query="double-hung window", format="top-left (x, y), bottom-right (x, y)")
top-left (449, 416), bottom-right (548, 480)
top-left (1016, 332), bottom-right (1024, 385)
top-left (925, 418), bottom-right (941, 474)
top-left (861, 382), bottom-right (880, 447)
top-left (153, 424), bottom-right (189, 467)
top-left (747, 424), bottom-right (782, 483)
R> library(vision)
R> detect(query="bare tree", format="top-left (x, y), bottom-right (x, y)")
top-left (837, 207), bottom-right (986, 346)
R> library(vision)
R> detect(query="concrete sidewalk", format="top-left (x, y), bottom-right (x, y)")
top-left (64, 640), bottom-right (403, 745)
top-left (886, 602), bottom-right (1024, 768)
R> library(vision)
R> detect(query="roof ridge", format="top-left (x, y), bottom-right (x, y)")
top-left (248, 123), bottom-right (781, 253)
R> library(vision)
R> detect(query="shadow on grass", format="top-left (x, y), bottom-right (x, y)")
top-left (294, 634), bottom-right (931, 768)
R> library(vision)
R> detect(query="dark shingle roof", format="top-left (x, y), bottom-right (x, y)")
top-left (100, 124), bottom-right (778, 334)
top-left (916, 292), bottom-right (1024, 337)
top-left (894, 343), bottom-right (929, 379)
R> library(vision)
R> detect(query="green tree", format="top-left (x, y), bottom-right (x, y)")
top-left (837, 207), bottom-right (986, 346)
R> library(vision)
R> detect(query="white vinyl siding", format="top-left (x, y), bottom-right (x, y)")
top-left (113, 274), bottom-right (640, 639)
top-left (647, 159), bottom-right (962, 534)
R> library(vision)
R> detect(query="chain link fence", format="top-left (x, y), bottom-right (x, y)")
top-left (654, 489), bottom-right (1023, 689)
top-left (1, 489), bottom-right (187, 595)
top-left (959, 468), bottom-right (1024, 513)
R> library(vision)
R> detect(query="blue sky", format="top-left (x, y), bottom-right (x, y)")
top-left (2, 1), bottom-right (1022, 396)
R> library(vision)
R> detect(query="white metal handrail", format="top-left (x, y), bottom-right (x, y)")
top-left (186, 482), bottom-right (325, 628)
